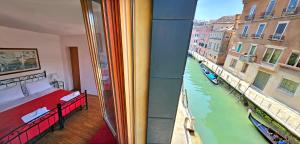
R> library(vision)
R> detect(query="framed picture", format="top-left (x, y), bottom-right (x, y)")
top-left (0, 48), bottom-right (41, 76)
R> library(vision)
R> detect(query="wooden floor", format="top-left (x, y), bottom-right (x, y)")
top-left (39, 96), bottom-right (103, 144)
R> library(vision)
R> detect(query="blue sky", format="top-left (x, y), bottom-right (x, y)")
top-left (194, 0), bottom-right (244, 20)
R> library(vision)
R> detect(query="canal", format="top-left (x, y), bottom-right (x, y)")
top-left (184, 57), bottom-right (268, 144)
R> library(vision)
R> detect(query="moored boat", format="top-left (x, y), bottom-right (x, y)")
top-left (200, 64), bottom-right (218, 85)
top-left (248, 113), bottom-right (288, 144)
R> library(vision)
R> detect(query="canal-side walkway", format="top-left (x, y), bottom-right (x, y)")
top-left (189, 50), bottom-right (300, 138)
top-left (171, 88), bottom-right (201, 144)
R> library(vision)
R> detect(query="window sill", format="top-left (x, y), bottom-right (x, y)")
top-left (279, 63), bottom-right (300, 72)
top-left (259, 62), bottom-right (278, 71)
top-left (277, 88), bottom-right (295, 97)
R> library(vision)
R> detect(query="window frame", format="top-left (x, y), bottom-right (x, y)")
top-left (255, 23), bottom-right (267, 37)
top-left (241, 63), bottom-right (249, 73)
top-left (287, 0), bottom-right (299, 12)
top-left (241, 25), bottom-right (249, 36)
top-left (248, 44), bottom-right (257, 56)
top-left (249, 4), bottom-right (257, 17)
top-left (278, 78), bottom-right (299, 96)
top-left (286, 51), bottom-right (300, 67)
top-left (229, 58), bottom-right (238, 68)
top-left (262, 47), bottom-right (283, 65)
top-left (265, 0), bottom-right (277, 15)
top-left (273, 21), bottom-right (289, 40)
top-left (235, 42), bottom-right (243, 53)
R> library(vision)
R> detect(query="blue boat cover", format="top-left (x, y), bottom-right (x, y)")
top-left (207, 73), bottom-right (216, 80)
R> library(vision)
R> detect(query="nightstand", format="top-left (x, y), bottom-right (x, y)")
top-left (50, 81), bottom-right (65, 89)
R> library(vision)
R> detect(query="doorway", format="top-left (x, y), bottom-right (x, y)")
top-left (69, 47), bottom-right (81, 91)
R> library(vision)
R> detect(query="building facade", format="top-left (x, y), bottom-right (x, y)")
top-left (189, 21), bottom-right (212, 54)
top-left (224, 0), bottom-right (300, 111)
top-left (190, 16), bottom-right (239, 65)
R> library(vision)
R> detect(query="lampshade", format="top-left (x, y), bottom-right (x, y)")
top-left (49, 73), bottom-right (59, 82)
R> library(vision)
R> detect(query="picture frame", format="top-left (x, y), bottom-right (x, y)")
top-left (0, 48), bottom-right (41, 76)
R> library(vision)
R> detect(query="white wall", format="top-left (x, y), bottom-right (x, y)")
top-left (60, 35), bottom-right (97, 95)
top-left (0, 26), bottom-right (66, 82)
top-left (0, 26), bottom-right (97, 96)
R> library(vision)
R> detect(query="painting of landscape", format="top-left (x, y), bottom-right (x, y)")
top-left (0, 48), bottom-right (40, 75)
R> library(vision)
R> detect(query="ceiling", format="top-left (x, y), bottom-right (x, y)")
top-left (0, 0), bottom-right (85, 35)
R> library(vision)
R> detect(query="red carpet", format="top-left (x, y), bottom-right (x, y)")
top-left (89, 123), bottom-right (117, 144)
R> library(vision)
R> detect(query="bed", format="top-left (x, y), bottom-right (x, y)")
top-left (0, 71), bottom-right (88, 144)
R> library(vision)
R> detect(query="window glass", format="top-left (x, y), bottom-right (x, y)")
top-left (269, 49), bottom-right (282, 64)
top-left (279, 78), bottom-right (299, 94)
top-left (262, 48), bottom-right (274, 62)
top-left (230, 59), bottom-right (237, 68)
top-left (287, 53), bottom-right (299, 66)
top-left (253, 71), bottom-right (271, 90)
top-left (91, 0), bottom-right (117, 132)
top-left (241, 63), bottom-right (249, 73)
top-left (249, 5), bottom-right (256, 16)
top-left (275, 23), bottom-right (287, 35)
top-left (236, 43), bottom-right (242, 52)
top-left (249, 45), bottom-right (257, 55)
top-left (256, 23), bottom-right (266, 36)
top-left (287, 0), bottom-right (298, 12)
top-left (297, 59), bottom-right (300, 68)
top-left (242, 25), bottom-right (249, 35)
top-left (266, 0), bottom-right (276, 15)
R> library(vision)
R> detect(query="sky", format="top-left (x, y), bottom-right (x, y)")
top-left (194, 0), bottom-right (244, 20)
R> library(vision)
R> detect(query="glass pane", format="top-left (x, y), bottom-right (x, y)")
top-left (287, 53), bottom-right (299, 66)
top-left (241, 63), bottom-right (249, 73)
top-left (91, 0), bottom-right (117, 132)
top-left (266, 0), bottom-right (276, 14)
top-left (269, 49), bottom-right (282, 64)
top-left (236, 43), bottom-right (242, 52)
top-left (280, 78), bottom-right (299, 94)
top-left (275, 23), bottom-right (287, 35)
top-left (249, 5), bottom-right (256, 16)
top-left (242, 26), bottom-right (248, 35)
top-left (256, 24), bottom-right (265, 36)
top-left (262, 48), bottom-right (274, 62)
top-left (249, 45), bottom-right (256, 55)
top-left (288, 0), bottom-right (298, 11)
top-left (253, 71), bottom-right (271, 90)
top-left (297, 59), bottom-right (300, 68)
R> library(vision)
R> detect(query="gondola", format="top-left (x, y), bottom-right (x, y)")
top-left (248, 113), bottom-right (288, 144)
top-left (200, 64), bottom-right (219, 85)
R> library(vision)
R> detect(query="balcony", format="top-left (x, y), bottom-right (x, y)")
top-left (282, 7), bottom-right (300, 16)
top-left (239, 34), bottom-right (248, 39)
top-left (239, 54), bottom-right (256, 63)
top-left (251, 34), bottom-right (264, 39)
top-left (268, 34), bottom-right (285, 41)
top-left (260, 11), bottom-right (274, 19)
top-left (244, 15), bottom-right (255, 21)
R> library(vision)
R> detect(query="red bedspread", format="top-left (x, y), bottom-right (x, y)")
top-left (0, 89), bottom-right (86, 144)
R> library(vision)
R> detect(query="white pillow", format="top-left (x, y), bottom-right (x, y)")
top-left (25, 78), bottom-right (52, 95)
top-left (0, 84), bottom-right (25, 104)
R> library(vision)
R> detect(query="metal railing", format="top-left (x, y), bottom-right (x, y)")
top-left (268, 34), bottom-right (285, 41)
top-left (251, 33), bottom-right (264, 39)
top-left (239, 55), bottom-right (256, 63)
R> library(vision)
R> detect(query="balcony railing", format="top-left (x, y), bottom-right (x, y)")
top-left (282, 7), bottom-right (300, 16)
top-left (268, 34), bottom-right (285, 41)
top-left (239, 33), bottom-right (248, 38)
top-left (239, 54), bottom-right (256, 63)
top-left (245, 15), bottom-right (255, 21)
top-left (251, 33), bottom-right (264, 39)
top-left (260, 11), bottom-right (274, 19)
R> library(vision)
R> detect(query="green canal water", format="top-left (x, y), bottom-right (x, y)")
top-left (184, 57), bottom-right (268, 144)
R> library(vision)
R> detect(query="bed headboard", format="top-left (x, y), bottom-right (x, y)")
top-left (0, 71), bottom-right (47, 89)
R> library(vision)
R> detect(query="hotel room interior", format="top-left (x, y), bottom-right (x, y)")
top-left (0, 0), bottom-right (197, 143)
